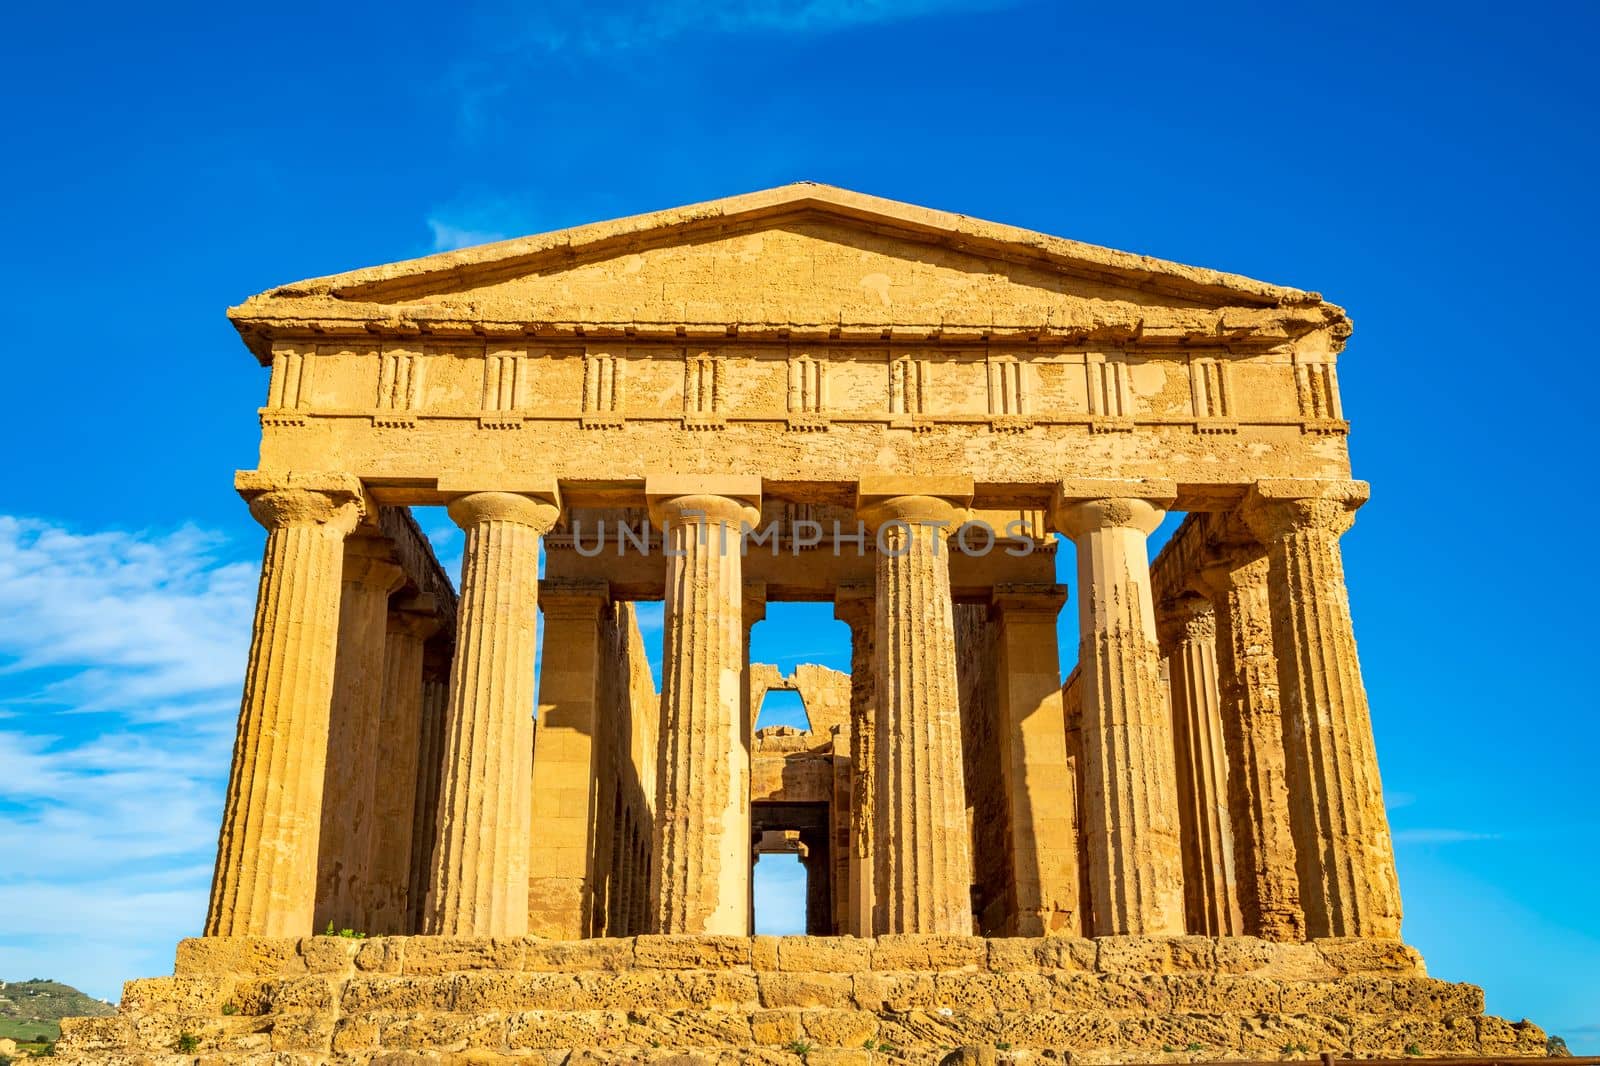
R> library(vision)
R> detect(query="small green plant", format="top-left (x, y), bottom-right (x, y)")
top-left (175, 1032), bottom-right (200, 1054)
top-left (648, 1039), bottom-right (661, 1048)
top-left (220, 1003), bottom-right (238, 1016)
top-left (862, 1039), bottom-right (877, 1051)
top-left (1186, 1043), bottom-right (1205, 1053)
top-left (1281, 1042), bottom-right (1313, 1056)
top-left (1162, 1045), bottom-right (1177, 1054)
top-left (321, 921), bottom-right (366, 938)
top-left (996, 1040), bottom-right (1012, 1050)
top-left (786, 1039), bottom-right (813, 1057)
top-left (1404, 1044), bottom-right (1423, 1057)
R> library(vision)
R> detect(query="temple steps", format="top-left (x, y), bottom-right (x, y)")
top-left (51, 934), bottom-right (1549, 1065)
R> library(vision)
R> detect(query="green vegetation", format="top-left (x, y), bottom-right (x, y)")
top-left (0, 980), bottom-right (115, 1054)
top-left (174, 1032), bottom-right (200, 1054)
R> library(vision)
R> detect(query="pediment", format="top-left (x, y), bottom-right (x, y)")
top-left (230, 183), bottom-right (1346, 360)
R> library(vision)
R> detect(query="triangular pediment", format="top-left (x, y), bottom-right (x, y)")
top-left (230, 183), bottom-right (1345, 359)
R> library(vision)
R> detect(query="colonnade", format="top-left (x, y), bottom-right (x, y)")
top-left (206, 472), bottom-right (1400, 943)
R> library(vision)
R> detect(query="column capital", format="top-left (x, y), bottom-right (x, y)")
top-left (538, 579), bottom-right (611, 621)
top-left (988, 581), bottom-right (1069, 620)
top-left (237, 470), bottom-right (368, 534)
top-left (1052, 496), bottom-right (1167, 539)
top-left (1241, 479), bottom-right (1368, 542)
top-left (856, 475), bottom-right (973, 531)
top-left (646, 476), bottom-right (762, 529)
top-left (447, 490), bottom-right (561, 533)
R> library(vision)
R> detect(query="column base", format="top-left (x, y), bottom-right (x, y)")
top-left (54, 934), bottom-right (1549, 1064)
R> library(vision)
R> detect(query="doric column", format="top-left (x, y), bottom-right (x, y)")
top-left (1242, 479), bottom-right (1402, 939)
top-left (207, 473), bottom-right (365, 937)
top-left (990, 583), bottom-right (1080, 936)
top-left (363, 596), bottom-right (439, 935)
top-left (1158, 593), bottom-right (1242, 936)
top-left (647, 476), bottom-right (761, 935)
top-left (832, 582), bottom-right (876, 937)
top-left (1196, 552), bottom-right (1305, 941)
top-left (316, 536), bottom-right (405, 932)
top-left (427, 486), bottom-right (561, 936)
top-left (858, 476), bottom-right (975, 935)
top-left (406, 644), bottom-right (450, 933)
top-left (528, 580), bottom-right (610, 938)
top-left (1051, 479), bottom-right (1185, 936)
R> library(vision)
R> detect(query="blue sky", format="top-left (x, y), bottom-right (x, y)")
top-left (1, 0), bottom-right (1597, 1049)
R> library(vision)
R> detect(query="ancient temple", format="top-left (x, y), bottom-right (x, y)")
top-left (56, 184), bottom-right (1550, 1064)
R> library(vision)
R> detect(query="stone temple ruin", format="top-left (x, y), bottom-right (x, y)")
top-left (56, 184), bottom-right (1550, 1063)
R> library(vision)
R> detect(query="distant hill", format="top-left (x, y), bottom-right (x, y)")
top-left (0, 980), bottom-right (116, 1047)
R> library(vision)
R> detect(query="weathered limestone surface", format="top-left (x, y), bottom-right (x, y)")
top-left (834, 584), bottom-right (877, 939)
top-left (56, 934), bottom-right (1548, 1065)
top-left (860, 481), bottom-right (976, 935)
top-left (1243, 481), bottom-right (1402, 940)
top-left (206, 476), bottom-right (365, 938)
top-left (316, 537), bottom-right (405, 933)
top-left (989, 584), bottom-right (1079, 936)
top-left (1053, 485), bottom-right (1185, 937)
top-left (528, 582), bottom-right (609, 939)
top-left (1159, 595), bottom-right (1242, 937)
top-left (363, 599), bottom-right (438, 935)
top-left (427, 490), bottom-right (560, 937)
top-left (1198, 552), bottom-right (1306, 942)
top-left (648, 481), bottom-right (761, 936)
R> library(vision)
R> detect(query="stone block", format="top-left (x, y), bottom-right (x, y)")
top-left (1052, 973), bottom-right (1170, 1013)
top-left (806, 1051), bottom-right (873, 1066)
top-left (504, 1009), bottom-right (632, 1051)
top-left (523, 938), bottom-right (634, 972)
top-left (1094, 936), bottom-right (1216, 974)
top-left (121, 977), bottom-right (232, 1014)
top-left (749, 1008), bottom-right (802, 1044)
top-left (266, 1012), bottom-right (337, 1052)
top-left (994, 1010), bottom-right (1119, 1051)
top-left (628, 1009), bottom-right (754, 1046)
top-left (800, 1008), bottom-right (879, 1046)
top-left (1164, 975), bottom-right (1281, 1014)
top-left (776, 936), bottom-right (874, 973)
top-left (876, 1007), bottom-right (999, 1047)
top-left (871, 934), bottom-right (986, 971)
top-left (379, 1011), bottom-right (510, 1051)
top-left (1389, 977), bottom-right (1485, 1016)
top-left (229, 976), bottom-right (338, 1015)
top-left (331, 1015), bottom-right (380, 1053)
top-left (1279, 977), bottom-right (1392, 1015)
top-left (749, 936), bottom-right (780, 972)
top-left (634, 935), bottom-right (752, 969)
top-left (341, 976), bottom-right (458, 1013)
top-left (401, 937), bottom-right (526, 975)
top-left (1314, 937), bottom-right (1425, 976)
top-left (1351, 1013), bottom-right (1479, 1056)
top-left (453, 972), bottom-right (581, 1012)
top-left (175, 937), bottom-right (303, 977)
top-left (931, 972), bottom-right (1054, 1012)
top-left (574, 970), bottom-right (759, 1010)
top-left (1116, 1012), bottom-right (1238, 1053)
top-left (756, 972), bottom-right (854, 1009)
top-left (1236, 1012), bottom-right (1352, 1055)
top-left (298, 936), bottom-right (364, 973)
top-left (852, 971), bottom-right (934, 1011)
top-left (986, 937), bottom-right (1096, 973)
top-left (1478, 1014), bottom-right (1548, 1054)
top-left (56, 1016), bottom-right (134, 1052)
top-left (1212, 938), bottom-right (1334, 979)
top-left (354, 938), bottom-right (406, 973)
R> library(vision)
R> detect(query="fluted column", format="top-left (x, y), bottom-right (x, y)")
top-left (406, 645), bottom-right (451, 933)
top-left (990, 583), bottom-right (1080, 935)
top-left (207, 474), bottom-right (365, 936)
top-left (833, 582), bottom-right (876, 937)
top-left (647, 477), bottom-right (761, 935)
top-left (427, 488), bottom-right (561, 936)
top-left (316, 537), bottom-right (405, 932)
top-left (1159, 594), bottom-right (1242, 936)
top-left (1051, 480), bottom-right (1185, 935)
top-left (364, 597), bottom-right (439, 935)
top-left (1197, 553), bottom-right (1305, 941)
top-left (528, 581), bottom-right (610, 938)
top-left (1243, 479), bottom-right (1401, 939)
top-left (859, 477), bottom-right (974, 935)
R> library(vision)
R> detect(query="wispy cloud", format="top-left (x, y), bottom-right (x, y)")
top-left (1393, 828), bottom-right (1502, 844)
top-left (0, 515), bottom-right (252, 997)
top-left (427, 217), bottom-right (511, 252)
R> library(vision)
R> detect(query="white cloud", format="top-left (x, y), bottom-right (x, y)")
top-left (0, 515), bottom-right (250, 999)
top-left (427, 217), bottom-right (510, 252)
top-left (1393, 828), bottom-right (1501, 844)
